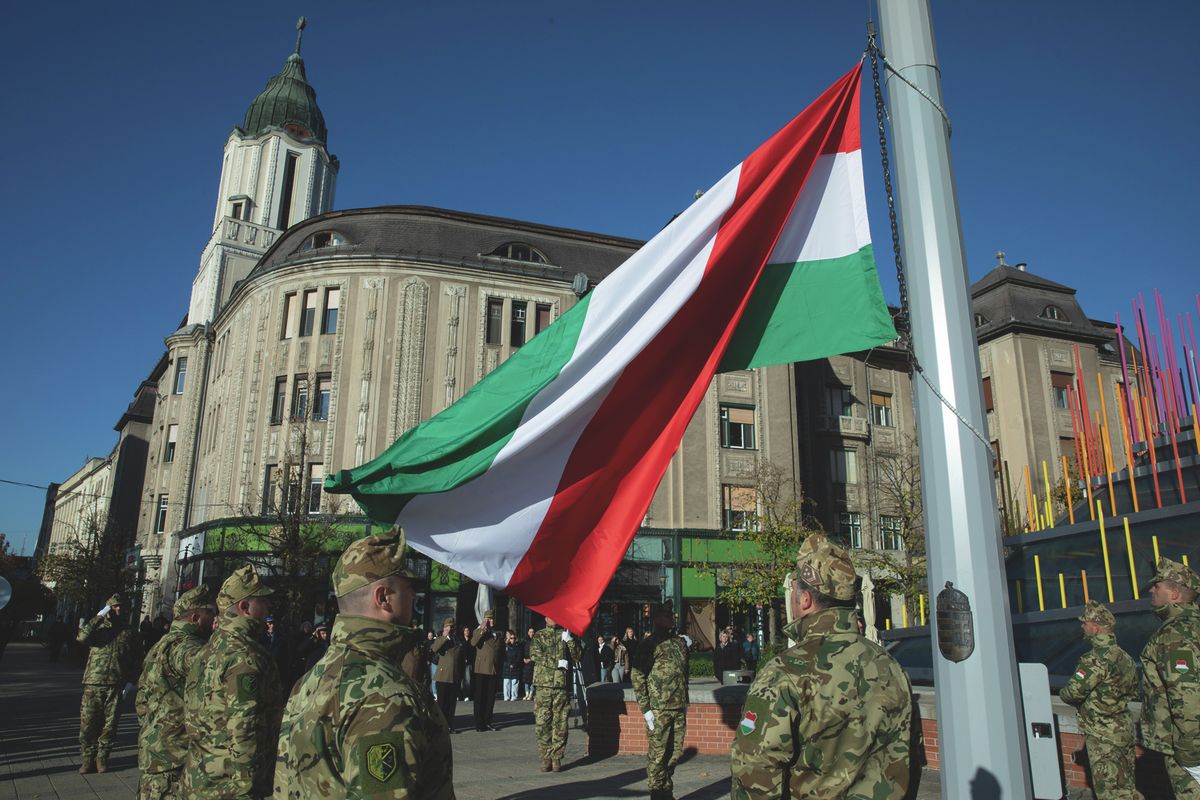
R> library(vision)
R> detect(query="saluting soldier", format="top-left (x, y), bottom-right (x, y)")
top-left (184, 565), bottom-right (284, 799)
top-left (529, 615), bottom-right (582, 772)
top-left (731, 534), bottom-right (912, 799)
top-left (1059, 601), bottom-right (1143, 799)
top-left (274, 530), bottom-right (454, 799)
top-left (432, 617), bottom-right (465, 733)
top-left (631, 604), bottom-right (690, 800)
top-left (136, 585), bottom-right (217, 799)
top-left (77, 593), bottom-right (140, 774)
top-left (470, 609), bottom-right (503, 731)
top-left (1140, 557), bottom-right (1200, 799)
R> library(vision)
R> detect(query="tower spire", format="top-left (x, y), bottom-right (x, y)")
top-left (294, 16), bottom-right (307, 56)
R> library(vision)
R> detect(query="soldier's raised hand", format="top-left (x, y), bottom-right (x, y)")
top-left (96, 605), bottom-right (111, 619)
top-left (561, 630), bottom-right (572, 642)
top-left (644, 710), bottom-right (655, 731)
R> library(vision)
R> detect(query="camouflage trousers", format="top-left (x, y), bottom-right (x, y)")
top-left (534, 690), bottom-right (570, 761)
top-left (646, 709), bottom-right (687, 792)
top-left (1083, 736), bottom-right (1143, 800)
top-left (137, 769), bottom-right (182, 800)
top-left (1165, 755), bottom-right (1200, 800)
top-left (79, 684), bottom-right (122, 761)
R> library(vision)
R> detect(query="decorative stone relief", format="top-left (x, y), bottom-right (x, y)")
top-left (722, 373), bottom-right (752, 396)
top-left (322, 279), bottom-right (349, 474)
top-left (484, 348), bottom-right (500, 377)
top-left (832, 361), bottom-right (852, 382)
top-left (320, 337), bottom-right (332, 367)
top-left (722, 452), bottom-right (756, 478)
top-left (1050, 348), bottom-right (1070, 366)
top-left (444, 285), bottom-right (467, 409)
top-left (388, 278), bottom-right (430, 443)
top-left (260, 142), bottom-right (278, 227)
top-left (299, 339), bottom-right (309, 365)
top-left (218, 306), bottom-right (250, 509)
top-left (269, 431), bottom-right (278, 459)
top-left (354, 280), bottom-right (382, 465)
top-left (243, 293), bottom-right (271, 506)
top-left (980, 349), bottom-right (992, 373)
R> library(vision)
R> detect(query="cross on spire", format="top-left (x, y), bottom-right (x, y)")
top-left (294, 17), bottom-right (307, 55)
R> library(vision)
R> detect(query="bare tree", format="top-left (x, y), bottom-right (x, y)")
top-left (36, 514), bottom-right (140, 618)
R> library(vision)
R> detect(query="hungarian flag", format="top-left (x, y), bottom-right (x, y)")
top-left (327, 64), bottom-right (894, 632)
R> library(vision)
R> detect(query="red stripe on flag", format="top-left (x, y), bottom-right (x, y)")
top-left (505, 66), bottom-right (862, 632)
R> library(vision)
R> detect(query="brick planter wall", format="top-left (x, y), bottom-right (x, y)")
top-left (586, 681), bottom-right (1173, 796)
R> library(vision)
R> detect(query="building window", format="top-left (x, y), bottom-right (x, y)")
top-left (982, 376), bottom-right (994, 414)
top-left (164, 424), bottom-right (178, 463)
top-left (839, 511), bottom-right (863, 549)
top-left (488, 242), bottom-right (547, 264)
top-left (1039, 304), bottom-right (1066, 322)
top-left (722, 485), bottom-right (757, 531)
top-left (299, 289), bottom-right (318, 336)
top-left (880, 515), bottom-right (903, 550)
top-left (510, 301), bottom-right (528, 348)
top-left (828, 386), bottom-right (854, 417)
top-left (322, 287), bottom-right (340, 334)
top-left (830, 448), bottom-right (859, 484)
top-left (270, 377), bottom-right (287, 424)
top-left (282, 292), bottom-right (298, 339)
top-left (262, 465), bottom-right (277, 514)
top-left (277, 151), bottom-right (299, 230)
top-left (974, 313), bottom-right (988, 327)
top-left (308, 464), bottom-right (324, 514)
top-left (292, 376), bottom-right (309, 420)
top-left (282, 466), bottom-right (301, 513)
top-left (870, 392), bottom-right (894, 427)
top-left (173, 357), bottom-right (188, 395)
top-left (155, 495), bottom-right (169, 533)
top-left (315, 374), bottom-right (331, 420)
top-left (301, 231), bottom-right (346, 251)
top-left (231, 200), bottom-right (245, 220)
top-left (719, 405), bottom-right (756, 449)
top-left (485, 297), bottom-right (504, 345)
top-left (1050, 372), bottom-right (1072, 410)
top-left (535, 303), bottom-right (552, 335)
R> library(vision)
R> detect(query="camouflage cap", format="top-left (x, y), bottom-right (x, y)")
top-left (330, 529), bottom-right (413, 598)
top-left (795, 534), bottom-right (859, 601)
top-left (1145, 556), bottom-right (1200, 593)
top-left (216, 564), bottom-right (274, 609)
top-left (1077, 600), bottom-right (1115, 628)
top-left (173, 584), bottom-right (215, 616)
top-left (483, 608), bottom-right (495, 620)
top-left (442, 617), bottom-right (456, 629)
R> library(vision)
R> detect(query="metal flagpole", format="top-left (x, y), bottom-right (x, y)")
top-left (876, 1), bottom-right (1033, 796)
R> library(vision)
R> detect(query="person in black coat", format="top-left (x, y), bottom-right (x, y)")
top-left (521, 627), bottom-right (536, 699)
top-left (597, 635), bottom-right (615, 681)
top-left (713, 629), bottom-right (741, 683)
top-left (502, 630), bottom-right (524, 701)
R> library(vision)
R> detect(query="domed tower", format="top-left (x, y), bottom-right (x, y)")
top-left (189, 17), bottom-right (339, 325)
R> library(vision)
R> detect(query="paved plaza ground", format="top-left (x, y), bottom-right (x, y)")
top-left (1, 642), bottom-right (946, 799)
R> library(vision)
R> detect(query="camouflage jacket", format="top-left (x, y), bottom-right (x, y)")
top-left (431, 634), bottom-right (464, 685)
top-left (529, 626), bottom-right (582, 691)
top-left (274, 615), bottom-right (454, 799)
top-left (731, 609), bottom-right (912, 800)
top-left (184, 611), bottom-right (284, 798)
top-left (1140, 603), bottom-right (1200, 764)
top-left (469, 625), bottom-right (503, 675)
top-left (1059, 632), bottom-right (1138, 744)
top-left (77, 615), bottom-right (139, 686)
top-left (631, 632), bottom-right (689, 713)
top-left (137, 620), bottom-right (209, 773)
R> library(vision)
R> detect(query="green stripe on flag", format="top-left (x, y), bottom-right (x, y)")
top-left (719, 244), bottom-right (896, 372)
top-left (326, 292), bottom-right (593, 524)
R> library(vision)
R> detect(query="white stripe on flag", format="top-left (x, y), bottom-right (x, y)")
top-left (768, 151), bottom-right (869, 264)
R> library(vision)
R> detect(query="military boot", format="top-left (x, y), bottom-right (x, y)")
top-left (540, 758), bottom-right (552, 772)
top-left (78, 757), bottom-right (95, 775)
top-left (551, 759), bottom-right (561, 772)
top-left (95, 756), bottom-right (108, 773)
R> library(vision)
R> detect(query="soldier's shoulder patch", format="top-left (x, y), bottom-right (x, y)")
top-left (236, 671), bottom-right (259, 700)
top-left (736, 693), bottom-right (772, 740)
top-left (738, 710), bottom-right (758, 735)
top-left (359, 733), bottom-right (404, 791)
top-left (1073, 668), bottom-right (1087, 681)
top-left (1168, 650), bottom-right (1194, 677)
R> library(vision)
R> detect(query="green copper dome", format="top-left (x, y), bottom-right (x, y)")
top-left (241, 28), bottom-right (327, 145)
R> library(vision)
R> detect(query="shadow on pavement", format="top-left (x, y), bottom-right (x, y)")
top-left (493, 766), bottom-right (646, 799)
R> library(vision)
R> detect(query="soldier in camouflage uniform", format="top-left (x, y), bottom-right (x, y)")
top-left (529, 615), bottom-right (582, 772)
top-left (184, 565), bottom-right (284, 799)
top-left (1059, 601), bottom-right (1143, 800)
top-left (136, 585), bottom-right (217, 799)
top-left (731, 534), bottom-right (912, 799)
top-left (77, 593), bottom-right (140, 774)
top-left (274, 530), bottom-right (454, 799)
top-left (1140, 557), bottom-right (1200, 799)
top-left (631, 604), bottom-right (690, 800)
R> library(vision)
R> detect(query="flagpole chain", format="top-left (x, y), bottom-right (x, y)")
top-left (866, 27), bottom-right (992, 455)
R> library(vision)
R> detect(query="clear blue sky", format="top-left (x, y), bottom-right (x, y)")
top-left (2, 2), bottom-right (1196, 555)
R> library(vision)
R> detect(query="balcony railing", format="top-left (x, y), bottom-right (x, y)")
top-left (221, 217), bottom-right (277, 249)
top-left (815, 414), bottom-right (870, 438)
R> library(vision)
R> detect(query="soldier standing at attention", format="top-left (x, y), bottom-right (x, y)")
top-left (274, 531), bottom-right (454, 799)
top-left (77, 593), bottom-right (140, 774)
top-left (399, 625), bottom-right (431, 691)
top-left (136, 585), bottom-right (217, 799)
top-left (184, 565), bottom-right (284, 799)
top-left (1140, 557), bottom-right (1200, 799)
top-left (529, 615), bottom-right (582, 772)
top-left (1059, 601), bottom-right (1143, 800)
top-left (432, 618), bottom-right (464, 733)
top-left (731, 535), bottom-right (912, 799)
top-left (631, 604), bottom-right (690, 800)
top-left (470, 609), bottom-right (503, 731)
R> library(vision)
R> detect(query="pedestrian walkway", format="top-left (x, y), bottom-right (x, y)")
top-left (1, 642), bottom-right (950, 798)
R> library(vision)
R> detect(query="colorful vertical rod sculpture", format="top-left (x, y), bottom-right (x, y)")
top-left (1034, 555), bottom-right (1046, 611)
top-left (1062, 455), bottom-right (1075, 525)
top-left (1116, 391), bottom-right (1139, 513)
top-left (919, 594), bottom-right (926, 626)
top-left (1097, 410), bottom-right (1116, 517)
top-left (1016, 582), bottom-right (1024, 614)
top-left (1081, 569), bottom-right (1090, 603)
top-left (1058, 573), bottom-right (1067, 609)
top-left (1042, 460), bottom-right (1054, 529)
top-left (1141, 393), bottom-right (1163, 509)
top-left (1115, 312), bottom-right (1137, 434)
top-left (1152, 535), bottom-right (1161, 566)
top-left (1123, 517), bottom-right (1139, 600)
top-left (1098, 501), bottom-right (1115, 603)
top-left (1024, 464), bottom-right (1036, 531)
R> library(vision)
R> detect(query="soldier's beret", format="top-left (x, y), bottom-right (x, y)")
top-left (174, 584), bottom-right (215, 616)
top-left (1077, 600), bottom-right (1115, 628)
top-left (794, 534), bottom-right (859, 602)
top-left (216, 564), bottom-right (274, 609)
top-left (1144, 557), bottom-right (1200, 594)
top-left (331, 529), bottom-right (413, 598)
top-left (106, 594), bottom-right (124, 607)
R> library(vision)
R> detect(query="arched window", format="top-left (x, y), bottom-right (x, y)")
top-left (300, 230), bottom-right (347, 251)
top-left (488, 242), bottom-right (548, 265)
top-left (1039, 305), bottom-right (1066, 322)
top-left (974, 313), bottom-right (988, 327)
